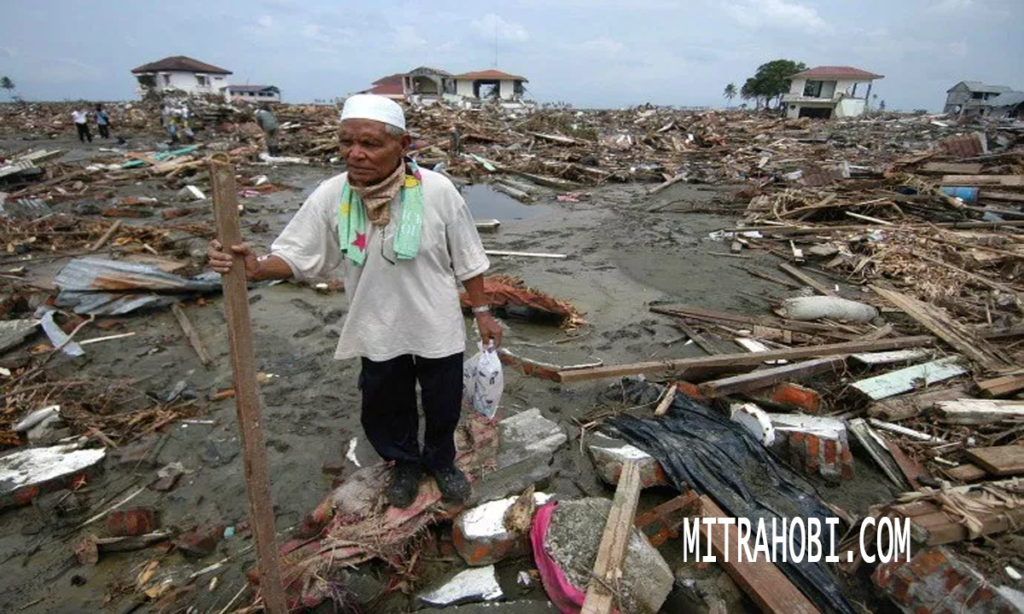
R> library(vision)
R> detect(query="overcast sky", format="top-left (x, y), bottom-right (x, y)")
top-left (2, 0), bottom-right (1021, 111)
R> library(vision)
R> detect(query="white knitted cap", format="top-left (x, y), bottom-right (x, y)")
top-left (340, 94), bottom-right (406, 132)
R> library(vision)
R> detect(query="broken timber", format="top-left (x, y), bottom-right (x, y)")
top-left (849, 356), bottom-right (967, 401)
top-left (935, 399), bottom-right (1024, 424)
top-left (940, 174), bottom-right (1024, 187)
top-left (695, 496), bottom-right (821, 614)
top-left (649, 305), bottom-right (860, 340)
top-left (698, 356), bottom-right (844, 398)
top-left (557, 336), bottom-right (934, 383)
top-left (870, 285), bottom-right (1008, 371)
top-left (171, 303), bottom-right (213, 367)
top-left (580, 461), bottom-right (642, 614)
top-left (978, 373), bottom-right (1024, 398)
top-left (209, 155), bottom-right (288, 614)
top-left (778, 263), bottom-right (836, 296)
top-left (964, 446), bottom-right (1024, 477)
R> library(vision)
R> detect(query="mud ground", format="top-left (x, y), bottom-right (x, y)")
top-left (0, 135), bottom-right (899, 613)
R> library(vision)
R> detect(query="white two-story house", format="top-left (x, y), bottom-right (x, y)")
top-left (132, 56), bottom-right (232, 97)
top-left (781, 66), bottom-right (883, 120)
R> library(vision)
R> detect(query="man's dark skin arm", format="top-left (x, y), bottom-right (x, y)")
top-left (462, 274), bottom-right (502, 348)
top-left (207, 241), bottom-right (503, 347)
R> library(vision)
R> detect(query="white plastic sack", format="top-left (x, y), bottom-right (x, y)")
top-left (463, 343), bottom-right (503, 420)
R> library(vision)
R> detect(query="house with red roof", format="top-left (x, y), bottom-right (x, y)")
top-left (781, 66), bottom-right (883, 120)
top-left (131, 55), bottom-right (233, 97)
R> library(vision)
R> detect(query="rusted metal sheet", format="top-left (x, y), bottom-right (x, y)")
top-left (55, 257), bottom-right (220, 315)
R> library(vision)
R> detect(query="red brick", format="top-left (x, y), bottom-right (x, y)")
top-left (822, 439), bottom-right (837, 465)
top-left (674, 381), bottom-right (707, 402)
top-left (907, 548), bottom-right (948, 579)
top-left (768, 383), bottom-right (822, 414)
top-left (805, 435), bottom-right (820, 473)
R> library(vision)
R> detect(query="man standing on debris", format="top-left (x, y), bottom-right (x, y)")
top-left (254, 104), bottom-right (280, 156)
top-left (95, 104), bottom-right (110, 139)
top-left (72, 108), bottom-right (92, 143)
top-left (207, 94), bottom-right (502, 508)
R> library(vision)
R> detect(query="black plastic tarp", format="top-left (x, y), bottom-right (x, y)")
top-left (608, 381), bottom-right (856, 614)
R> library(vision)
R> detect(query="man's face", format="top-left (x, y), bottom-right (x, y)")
top-left (339, 119), bottom-right (409, 186)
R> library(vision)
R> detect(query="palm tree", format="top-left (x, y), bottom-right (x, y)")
top-left (0, 76), bottom-right (15, 100)
top-left (723, 83), bottom-right (737, 109)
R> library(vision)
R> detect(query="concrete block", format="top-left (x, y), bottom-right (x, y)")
top-left (544, 498), bottom-right (674, 614)
top-left (417, 565), bottom-right (503, 607)
top-left (453, 492), bottom-right (552, 566)
top-left (497, 408), bottom-right (567, 468)
top-left (874, 546), bottom-right (1024, 614)
top-left (587, 432), bottom-right (668, 488)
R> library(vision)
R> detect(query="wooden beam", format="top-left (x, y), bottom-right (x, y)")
top-left (980, 190), bottom-right (1024, 203)
top-left (171, 303), bottom-right (213, 367)
top-left (978, 374), bottom-right (1024, 398)
top-left (557, 336), bottom-right (934, 383)
top-left (725, 220), bottom-right (1024, 236)
top-left (650, 305), bottom-right (859, 340)
top-left (920, 162), bottom-right (984, 174)
top-left (89, 220), bottom-right (122, 252)
top-left (850, 349), bottom-right (932, 367)
top-left (965, 446), bottom-right (1024, 477)
top-left (695, 497), bottom-right (821, 614)
top-left (208, 155), bottom-right (288, 614)
top-left (580, 461), bottom-right (642, 614)
top-left (870, 285), bottom-right (1007, 371)
top-left (936, 399), bottom-right (1024, 424)
top-left (698, 356), bottom-right (845, 398)
top-left (940, 175), bottom-right (1024, 186)
top-left (778, 263), bottom-right (836, 296)
top-left (869, 385), bottom-right (969, 421)
top-left (850, 357), bottom-right (968, 401)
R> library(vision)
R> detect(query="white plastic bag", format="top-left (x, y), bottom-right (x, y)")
top-left (463, 342), bottom-right (503, 420)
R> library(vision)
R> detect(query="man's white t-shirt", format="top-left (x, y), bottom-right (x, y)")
top-left (72, 111), bottom-right (87, 124)
top-left (271, 169), bottom-right (489, 362)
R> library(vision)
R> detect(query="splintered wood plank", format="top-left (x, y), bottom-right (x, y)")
top-left (698, 356), bottom-right (844, 397)
top-left (935, 399), bottom-right (1024, 424)
top-left (870, 285), bottom-right (1007, 371)
top-left (978, 374), bottom-right (1024, 398)
top-left (941, 175), bottom-right (1024, 186)
top-left (850, 357), bottom-right (967, 401)
top-left (965, 446), bottom-right (1024, 477)
top-left (696, 497), bottom-right (820, 614)
top-left (942, 464), bottom-right (988, 483)
top-left (778, 263), bottom-right (836, 296)
top-left (557, 336), bottom-right (934, 383)
top-left (580, 461), bottom-right (642, 614)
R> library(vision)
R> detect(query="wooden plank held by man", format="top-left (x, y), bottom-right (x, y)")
top-left (209, 154), bottom-right (288, 614)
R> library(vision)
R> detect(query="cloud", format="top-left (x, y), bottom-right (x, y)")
top-left (303, 24), bottom-right (327, 42)
top-left (578, 37), bottom-right (625, 56)
top-left (257, 15), bottom-right (274, 29)
top-left (724, 0), bottom-right (831, 32)
top-left (35, 58), bottom-right (104, 83)
top-left (393, 25), bottom-right (427, 50)
top-left (933, 0), bottom-right (973, 11)
top-left (947, 40), bottom-right (969, 58)
top-left (470, 14), bottom-right (529, 43)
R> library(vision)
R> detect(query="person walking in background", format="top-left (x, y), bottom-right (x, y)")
top-left (255, 104), bottom-right (280, 156)
top-left (95, 104), bottom-right (110, 139)
top-left (72, 108), bottom-right (92, 143)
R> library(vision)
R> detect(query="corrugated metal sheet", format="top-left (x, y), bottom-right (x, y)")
top-left (55, 258), bottom-right (221, 315)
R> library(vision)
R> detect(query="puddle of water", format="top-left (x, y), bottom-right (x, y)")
top-left (459, 184), bottom-right (554, 221)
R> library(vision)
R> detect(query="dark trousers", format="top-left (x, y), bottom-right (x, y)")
top-left (76, 123), bottom-right (92, 143)
top-left (98, 124), bottom-right (110, 139)
top-left (359, 353), bottom-right (463, 470)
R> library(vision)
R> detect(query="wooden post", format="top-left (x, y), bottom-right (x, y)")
top-left (581, 461), bottom-right (642, 614)
top-left (208, 155), bottom-right (288, 614)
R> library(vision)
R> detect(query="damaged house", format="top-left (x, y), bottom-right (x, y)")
top-left (781, 66), bottom-right (883, 120)
top-left (361, 67), bottom-right (529, 102)
top-left (944, 81), bottom-right (1024, 118)
top-left (131, 55), bottom-right (232, 98)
